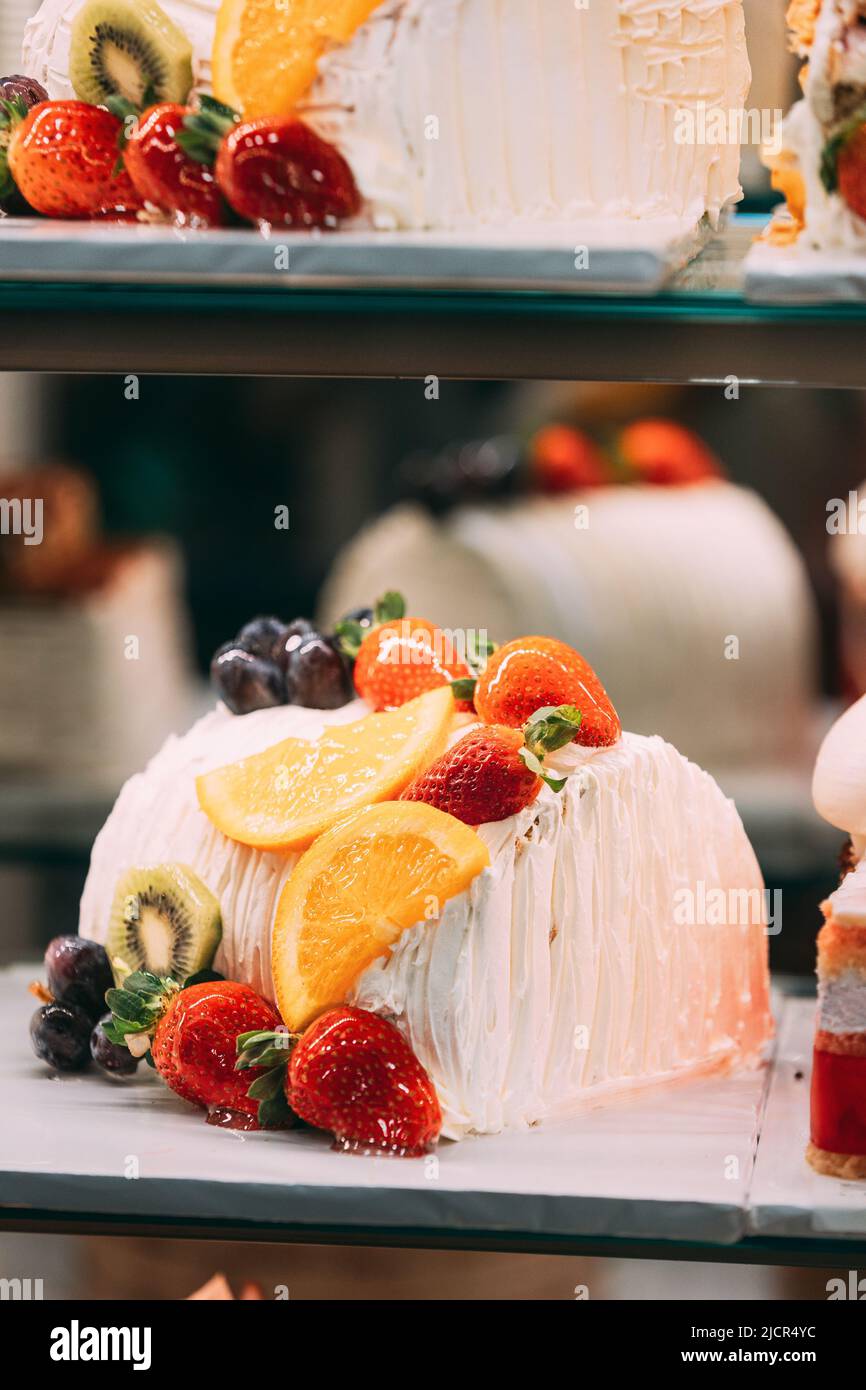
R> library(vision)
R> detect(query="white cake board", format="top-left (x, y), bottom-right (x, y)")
top-left (0, 216), bottom-right (711, 295)
top-left (0, 966), bottom-right (764, 1245)
top-left (745, 237), bottom-right (866, 304)
top-left (749, 998), bottom-right (866, 1241)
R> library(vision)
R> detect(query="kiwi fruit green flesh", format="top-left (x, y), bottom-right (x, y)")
top-left (69, 0), bottom-right (194, 108)
top-left (106, 864), bottom-right (222, 984)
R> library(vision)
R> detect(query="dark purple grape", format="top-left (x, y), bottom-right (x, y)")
top-left (235, 615), bottom-right (285, 660)
top-left (271, 618), bottom-right (317, 674)
top-left (0, 77), bottom-right (49, 214)
top-left (44, 935), bottom-right (113, 1022)
top-left (339, 607), bottom-right (374, 631)
top-left (30, 1003), bottom-right (92, 1072)
top-left (91, 1014), bottom-right (139, 1079)
top-left (288, 635), bottom-right (354, 710)
top-left (211, 642), bottom-right (287, 715)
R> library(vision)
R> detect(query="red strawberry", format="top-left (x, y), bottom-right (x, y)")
top-left (837, 123), bottom-right (866, 222)
top-left (124, 103), bottom-right (226, 227)
top-left (106, 973), bottom-right (288, 1129)
top-left (617, 419), bottom-right (722, 487)
top-left (400, 706), bottom-right (581, 825)
top-left (216, 116), bottom-right (360, 229)
top-left (529, 425), bottom-right (609, 493)
top-left (7, 101), bottom-right (142, 220)
top-left (474, 636), bottom-right (620, 748)
top-left (341, 593), bottom-right (473, 712)
top-left (285, 1007), bottom-right (441, 1156)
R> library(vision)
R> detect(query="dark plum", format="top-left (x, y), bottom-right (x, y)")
top-left (30, 1003), bottom-right (92, 1072)
top-left (0, 76), bottom-right (49, 214)
top-left (235, 615), bottom-right (285, 659)
top-left (44, 935), bottom-right (113, 1022)
top-left (271, 618), bottom-right (317, 673)
top-left (211, 642), bottom-right (287, 716)
top-left (91, 1014), bottom-right (139, 1079)
top-left (288, 634), bottom-right (354, 710)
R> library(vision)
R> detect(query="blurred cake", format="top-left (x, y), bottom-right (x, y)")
top-left (321, 422), bottom-right (819, 781)
top-left (809, 694), bottom-right (866, 1177)
top-left (22, 0), bottom-right (751, 232)
top-left (766, 1), bottom-right (866, 249)
top-left (0, 465), bottom-right (193, 789)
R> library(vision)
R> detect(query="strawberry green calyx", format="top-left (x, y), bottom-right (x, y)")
top-left (236, 1028), bottom-right (300, 1128)
top-left (104, 970), bottom-right (180, 1057)
top-left (521, 704), bottom-right (582, 792)
top-left (451, 676), bottom-right (478, 703)
top-left (0, 97), bottom-right (28, 206)
top-left (336, 590), bottom-right (407, 659)
top-left (821, 104), bottom-right (866, 194)
top-left (177, 94), bottom-right (241, 167)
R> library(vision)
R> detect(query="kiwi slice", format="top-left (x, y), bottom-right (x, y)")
top-left (69, 0), bottom-right (194, 108)
top-left (106, 864), bottom-right (222, 984)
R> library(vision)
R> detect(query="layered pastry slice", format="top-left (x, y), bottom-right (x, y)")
top-left (80, 605), bottom-right (773, 1141)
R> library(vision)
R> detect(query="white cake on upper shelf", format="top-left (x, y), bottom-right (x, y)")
top-left (320, 481), bottom-right (820, 783)
top-left (22, 0), bottom-right (751, 232)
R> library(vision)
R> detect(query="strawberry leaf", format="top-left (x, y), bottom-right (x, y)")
top-left (821, 103), bottom-right (866, 194)
top-left (334, 618), bottom-right (365, 660)
top-left (451, 677), bottom-right (477, 702)
top-left (374, 591), bottom-right (406, 623)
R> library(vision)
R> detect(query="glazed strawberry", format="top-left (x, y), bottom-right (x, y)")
top-left (105, 972), bottom-right (287, 1128)
top-left (7, 101), bottom-right (142, 220)
top-left (400, 706), bottom-right (582, 825)
top-left (617, 419), bottom-right (721, 487)
top-left (340, 593), bottom-right (473, 712)
top-left (124, 103), bottom-right (226, 227)
top-left (216, 116), bottom-right (360, 229)
top-left (529, 425), bottom-right (609, 493)
top-left (473, 636), bottom-right (620, 748)
top-left (836, 123), bottom-right (866, 222)
top-left (285, 1007), bottom-right (441, 1156)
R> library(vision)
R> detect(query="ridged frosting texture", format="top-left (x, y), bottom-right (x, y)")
top-left (23, 0), bottom-right (749, 231)
top-left (80, 700), bottom-right (772, 1138)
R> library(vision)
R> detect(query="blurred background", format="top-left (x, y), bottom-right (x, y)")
top-left (0, 0), bottom-right (859, 1300)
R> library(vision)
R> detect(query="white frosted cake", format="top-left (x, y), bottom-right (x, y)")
top-left (81, 693), bottom-right (772, 1139)
top-left (23, 0), bottom-right (751, 232)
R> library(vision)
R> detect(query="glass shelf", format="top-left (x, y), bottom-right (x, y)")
top-left (2, 216), bottom-right (866, 385)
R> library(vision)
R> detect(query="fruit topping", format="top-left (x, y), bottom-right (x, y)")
top-left (616, 419), bottom-right (722, 487)
top-left (7, 100), bottom-right (143, 220)
top-left (0, 77), bottom-right (49, 212)
top-left (235, 614), bottom-right (286, 660)
top-left (105, 972), bottom-right (286, 1125)
top-left (91, 1012), bottom-right (140, 1078)
top-left (43, 934), bottom-right (114, 1021)
top-left (271, 800), bottom-right (489, 1030)
top-left (105, 864), bottom-right (223, 982)
top-left (69, 0), bottom-right (193, 108)
top-left (271, 617), bottom-right (317, 672)
top-left (830, 118), bottom-right (866, 223)
top-left (347, 593), bottom-right (473, 712)
top-left (473, 636), bottom-right (621, 749)
top-left (400, 705), bottom-right (582, 825)
top-left (196, 685), bottom-right (453, 853)
top-left (212, 0), bottom-right (381, 119)
top-left (528, 425), bottom-right (610, 494)
top-left (286, 1007), bottom-right (441, 1156)
top-left (211, 641), bottom-right (287, 716)
top-left (284, 633), bottom-right (354, 710)
top-left (30, 1001), bottom-right (93, 1072)
top-left (215, 115), bottom-right (360, 230)
top-left (124, 102), bottom-right (226, 226)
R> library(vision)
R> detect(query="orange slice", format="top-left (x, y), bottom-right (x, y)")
top-left (212, 0), bottom-right (382, 118)
top-left (196, 687), bottom-right (453, 853)
top-left (272, 801), bottom-right (490, 1029)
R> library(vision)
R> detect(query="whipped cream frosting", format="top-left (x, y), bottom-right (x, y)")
top-left (23, 0), bottom-right (749, 232)
top-left (813, 692), bottom-right (866, 839)
top-left (321, 483), bottom-right (818, 778)
top-left (80, 697), bottom-right (771, 1138)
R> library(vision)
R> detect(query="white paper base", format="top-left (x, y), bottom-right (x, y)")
top-left (745, 238), bottom-right (866, 304)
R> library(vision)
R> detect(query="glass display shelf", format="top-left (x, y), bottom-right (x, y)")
top-left (2, 216), bottom-right (866, 385)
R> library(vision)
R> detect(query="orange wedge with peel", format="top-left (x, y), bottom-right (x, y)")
top-left (272, 801), bottom-right (490, 1030)
top-left (212, 0), bottom-right (382, 118)
top-left (196, 686), bottom-right (453, 853)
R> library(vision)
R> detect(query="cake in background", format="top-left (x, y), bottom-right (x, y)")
top-left (0, 463), bottom-right (194, 790)
top-left (809, 693), bottom-right (866, 1178)
top-left (829, 481), bottom-right (866, 698)
top-left (320, 417), bottom-right (820, 785)
top-left (19, 0), bottom-right (751, 233)
top-left (765, 0), bottom-right (866, 249)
